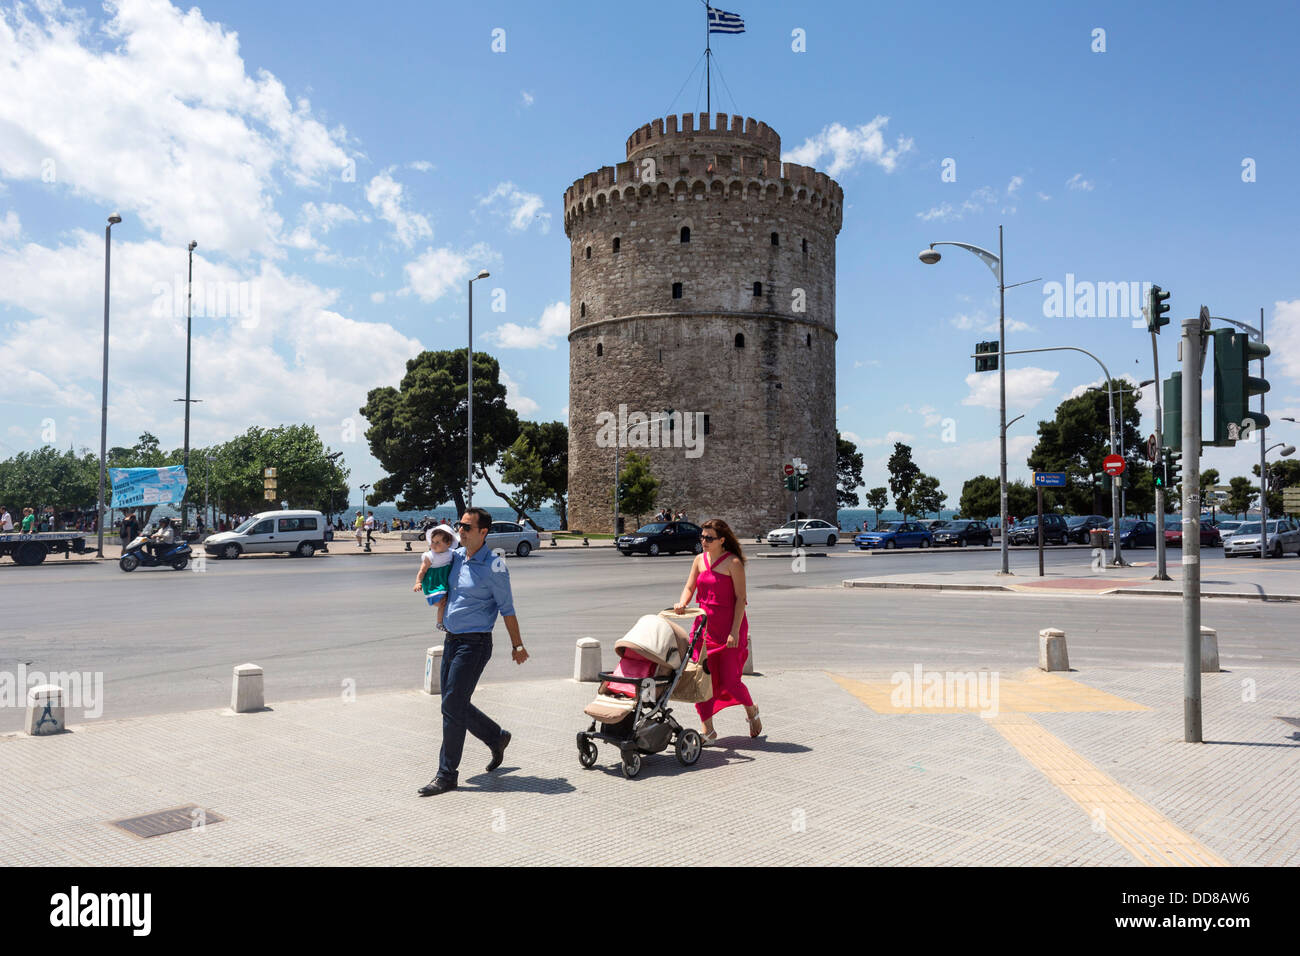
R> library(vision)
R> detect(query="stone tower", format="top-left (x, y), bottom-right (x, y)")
top-left (565, 112), bottom-right (843, 535)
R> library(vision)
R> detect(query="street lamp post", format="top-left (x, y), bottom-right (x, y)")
top-left (179, 240), bottom-right (197, 531)
top-left (920, 227), bottom-right (1040, 575)
top-left (1261, 442), bottom-right (1296, 555)
top-left (466, 269), bottom-right (490, 509)
top-left (96, 214), bottom-right (122, 558)
top-left (204, 452), bottom-right (215, 532)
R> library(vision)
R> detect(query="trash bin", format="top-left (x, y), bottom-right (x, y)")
top-left (1089, 528), bottom-right (1110, 550)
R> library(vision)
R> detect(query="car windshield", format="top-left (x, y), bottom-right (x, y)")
top-left (873, 522), bottom-right (903, 532)
top-left (232, 517), bottom-right (259, 534)
top-left (1234, 522), bottom-right (1281, 535)
top-left (776, 520), bottom-right (804, 529)
top-left (946, 521), bottom-right (972, 529)
top-left (1016, 517), bottom-right (1039, 526)
top-left (636, 523), bottom-right (667, 534)
top-left (1067, 516), bottom-right (1089, 527)
top-left (930, 521), bottom-right (950, 529)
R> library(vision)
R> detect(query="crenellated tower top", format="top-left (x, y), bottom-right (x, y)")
top-left (625, 112), bottom-right (780, 162)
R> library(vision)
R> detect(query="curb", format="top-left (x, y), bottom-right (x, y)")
top-left (842, 578), bottom-right (1300, 602)
top-left (842, 580), bottom-right (1013, 593)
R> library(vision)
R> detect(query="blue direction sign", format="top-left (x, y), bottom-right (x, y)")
top-left (1034, 472), bottom-right (1067, 487)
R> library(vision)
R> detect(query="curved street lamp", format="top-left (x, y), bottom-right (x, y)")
top-left (466, 269), bottom-right (491, 508)
top-left (96, 214), bottom-right (122, 558)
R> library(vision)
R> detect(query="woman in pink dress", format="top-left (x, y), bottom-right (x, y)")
top-left (673, 518), bottom-right (761, 743)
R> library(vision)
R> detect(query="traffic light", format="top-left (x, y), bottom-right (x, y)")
top-left (1166, 448), bottom-right (1181, 489)
top-left (974, 340), bottom-right (998, 372)
top-left (796, 473), bottom-right (808, 491)
top-left (1162, 372), bottom-right (1181, 452)
top-left (1145, 285), bottom-right (1171, 332)
top-left (1211, 329), bottom-right (1270, 446)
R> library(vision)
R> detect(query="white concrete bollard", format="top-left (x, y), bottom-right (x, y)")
top-left (743, 637), bottom-right (755, 675)
top-left (1038, 628), bottom-right (1070, 672)
top-left (1201, 626), bottom-right (1221, 673)
top-left (231, 663), bottom-right (265, 713)
top-left (574, 638), bottom-right (601, 682)
top-left (424, 645), bottom-right (444, 695)
top-left (25, 684), bottom-right (65, 735)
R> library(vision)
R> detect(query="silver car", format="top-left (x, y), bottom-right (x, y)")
top-left (1223, 519), bottom-right (1300, 558)
top-left (486, 521), bottom-right (540, 557)
top-left (764, 519), bottom-right (840, 547)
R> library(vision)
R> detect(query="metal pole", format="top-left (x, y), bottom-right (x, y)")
top-left (96, 217), bottom-right (119, 559)
top-left (1118, 386), bottom-right (1127, 520)
top-left (1036, 483), bottom-right (1044, 576)
top-left (704, 1), bottom-right (710, 115)
top-left (467, 280), bottom-right (473, 509)
top-left (182, 241), bottom-right (195, 530)
top-left (1107, 381), bottom-right (1122, 567)
top-left (1181, 315), bottom-right (1204, 743)
top-left (614, 440), bottom-right (619, 535)
top-left (1152, 331), bottom-right (1169, 579)
top-left (998, 225), bottom-right (1009, 575)
top-left (1260, 307), bottom-right (1267, 559)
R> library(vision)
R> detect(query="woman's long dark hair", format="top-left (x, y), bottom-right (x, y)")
top-left (701, 518), bottom-right (746, 565)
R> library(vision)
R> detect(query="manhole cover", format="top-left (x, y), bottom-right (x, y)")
top-left (107, 804), bottom-right (224, 839)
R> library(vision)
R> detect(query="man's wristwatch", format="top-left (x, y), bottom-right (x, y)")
top-left (512, 644), bottom-right (525, 652)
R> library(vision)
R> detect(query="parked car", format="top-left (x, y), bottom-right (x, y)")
top-left (1164, 524), bottom-right (1222, 548)
top-left (1214, 520), bottom-right (1244, 540)
top-left (1109, 519), bottom-right (1158, 549)
top-left (1066, 514), bottom-right (1111, 544)
top-left (924, 519), bottom-right (949, 530)
top-left (1007, 513), bottom-right (1070, 546)
top-left (1224, 519), bottom-right (1300, 558)
top-left (204, 510), bottom-right (329, 559)
top-left (854, 521), bottom-right (933, 550)
top-left (765, 519), bottom-right (840, 547)
top-left (486, 521), bottom-right (540, 557)
top-left (616, 521), bottom-right (703, 556)
top-left (931, 519), bottom-right (994, 548)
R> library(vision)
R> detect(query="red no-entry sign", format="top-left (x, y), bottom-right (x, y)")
top-left (1103, 454), bottom-right (1126, 476)
top-left (783, 464), bottom-right (795, 476)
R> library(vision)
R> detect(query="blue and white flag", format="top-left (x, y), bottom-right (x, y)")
top-left (707, 6), bottom-right (745, 34)
top-left (109, 466), bottom-right (189, 508)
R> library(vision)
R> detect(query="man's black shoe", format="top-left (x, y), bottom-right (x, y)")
top-left (418, 778), bottom-right (456, 796)
top-left (486, 731), bottom-right (511, 772)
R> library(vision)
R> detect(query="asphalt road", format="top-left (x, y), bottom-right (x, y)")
top-left (1, 544), bottom-right (1296, 730)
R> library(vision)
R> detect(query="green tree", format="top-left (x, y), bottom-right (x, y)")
top-left (958, 475), bottom-right (1000, 519)
top-left (0, 447), bottom-right (98, 523)
top-left (1226, 476), bottom-right (1256, 518)
top-left (1027, 387), bottom-right (1143, 514)
top-left (501, 421), bottom-right (569, 529)
top-left (914, 474), bottom-right (946, 517)
top-left (360, 349), bottom-right (520, 515)
top-left (887, 442), bottom-right (921, 520)
top-left (865, 486), bottom-right (889, 528)
top-left (1252, 460), bottom-right (1300, 516)
top-left (198, 426), bottom-right (349, 518)
top-left (616, 451), bottom-right (659, 526)
top-left (836, 433), bottom-right (865, 508)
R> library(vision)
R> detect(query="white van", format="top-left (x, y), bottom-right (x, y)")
top-left (204, 510), bottom-right (329, 559)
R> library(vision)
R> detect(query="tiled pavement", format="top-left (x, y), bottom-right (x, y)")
top-left (2, 662), bottom-right (1297, 866)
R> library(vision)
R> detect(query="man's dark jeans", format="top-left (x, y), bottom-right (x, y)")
top-left (437, 632), bottom-right (503, 784)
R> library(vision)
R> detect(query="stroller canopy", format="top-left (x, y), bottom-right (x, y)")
top-left (615, 614), bottom-right (687, 670)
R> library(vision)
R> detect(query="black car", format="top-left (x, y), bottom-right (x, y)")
top-left (1008, 513), bottom-right (1070, 545)
top-left (617, 521), bottom-right (703, 556)
top-left (1066, 514), bottom-right (1111, 543)
top-left (931, 519), bottom-right (994, 548)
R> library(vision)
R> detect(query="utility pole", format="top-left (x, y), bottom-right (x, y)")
top-left (1180, 310), bottom-right (1209, 743)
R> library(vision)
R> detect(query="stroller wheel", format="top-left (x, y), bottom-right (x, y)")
top-left (578, 738), bottom-right (598, 769)
top-left (676, 729), bottom-right (702, 766)
top-left (620, 748), bottom-right (643, 779)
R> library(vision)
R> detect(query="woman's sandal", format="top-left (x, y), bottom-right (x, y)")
top-left (747, 708), bottom-right (763, 738)
top-left (701, 729), bottom-right (718, 746)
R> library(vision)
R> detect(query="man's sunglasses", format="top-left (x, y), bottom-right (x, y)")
top-left (455, 521), bottom-right (482, 532)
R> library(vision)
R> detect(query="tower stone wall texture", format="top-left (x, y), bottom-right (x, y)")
top-left (565, 112), bottom-right (843, 536)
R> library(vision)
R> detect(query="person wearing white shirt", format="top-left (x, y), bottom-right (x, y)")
top-left (0, 508), bottom-right (12, 531)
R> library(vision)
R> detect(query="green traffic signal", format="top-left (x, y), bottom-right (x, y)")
top-left (1146, 285), bottom-right (1171, 332)
top-left (797, 474), bottom-right (808, 491)
top-left (1162, 372), bottom-right (1182, 453)
top-left (1211, 329), bottom-right (1270, 445)
top-left (974, 340), bottom-right (999, 372)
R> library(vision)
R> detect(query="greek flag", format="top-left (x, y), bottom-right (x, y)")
top-left (707, 6), bottom-right (745, 34)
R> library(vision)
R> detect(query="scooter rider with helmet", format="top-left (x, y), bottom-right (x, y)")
top-left (147, 516), bottom-right (175, 559)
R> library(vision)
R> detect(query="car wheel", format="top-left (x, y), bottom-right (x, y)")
top-left (693, 539), bottom-right (703, 554)
top-left (297, 542), bottom-right (315, 558)
top-left (620, 550), bottom-right (633, 557)
top-left (957, 537), bottom-right (967, 548)
top-left (825, 535), bottom-right (836, 547)
top-left (1271, 542), bottom-right (1282, 559)
top-left (919, 539), bottom-right (930, 549)
top-left (223, 544), bottom-right (240, 560)
top-left (648, 543), bottom-right (659, 556)
top-left (885, 540), bottom-right (896, 550)
top-left (516, 540), bottom-right (532, 557)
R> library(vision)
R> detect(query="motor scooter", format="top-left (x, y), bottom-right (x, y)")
top-left (119, 533), bottom-right (192, 572)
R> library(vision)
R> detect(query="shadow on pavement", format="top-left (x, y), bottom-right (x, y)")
top-left (460, 769), bottom-right (577, 794)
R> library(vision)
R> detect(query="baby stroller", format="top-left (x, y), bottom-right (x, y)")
top-left (577, 610), bottom-right (708, 778)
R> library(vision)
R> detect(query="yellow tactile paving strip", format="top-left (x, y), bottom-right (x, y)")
top-left (829, 670), bottom-right (1228, 867)
top-left (828, 669), bottom-right (1150, 715)
top-left (986, 713), bottom-right (1229, 867)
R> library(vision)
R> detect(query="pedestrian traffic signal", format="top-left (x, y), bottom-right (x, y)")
top-left (1211, 329), bottom-right (1270, 446)
top-left (1162, 372), bottom-right (1181, 452)
top-left (974, 340), bottom-right (999, 372)
top-left (1145, 285), bottom-right (1171, 333)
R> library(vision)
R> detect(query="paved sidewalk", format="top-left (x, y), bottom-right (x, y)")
top-left (844, 561), bottom-right (1300, 601)
top-left (3, 663), bottom-right (1297, 866)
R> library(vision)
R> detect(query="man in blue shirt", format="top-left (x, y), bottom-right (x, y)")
top-left (419, 507), bottom-right (529, 796)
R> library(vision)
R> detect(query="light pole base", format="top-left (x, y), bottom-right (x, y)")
top-left (995, 570), bottom-right (1015, 577)
top-left (1150, 573), bottom-right (1173, 581)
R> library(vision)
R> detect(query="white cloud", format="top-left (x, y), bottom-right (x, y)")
top-left (858, 430), bottom-right (915, 447)
top-left (408, 161), bottom-right (434, 172)
top-left (479, 181), bottom-right (550, 234)
top-left (366, 172), bottom-right (432, 247)
top-left (0, 0), bottom-right (353, 255)
top-left (0, 211), bottom-right (20, 242)
top-left (498, 369), bottom-right (538, 416)
top-left (841, 430), bottom-right (864, 444)
top-left (1067, 173), bottom-right (1094, 192)
top-left (485, 301), bottom-right (568, 349)
top-left (370, 291), bottom-right (385, 304)
top-left (783, 118), bottom-right (914, 176)
top-left (560, 404), bottom-right (569, 422)
top-left (917, 185), bottom-right (998, 222)
top-left (962, 367), bottom-right (1060, 410)
top-left (520, 91), bottom-right (534, 108)
top-left (284, 201), bottom-right (361, 251)
top-left (1006, 176), bottom-right (1023, 196)
top-left (1271, 298), bottom-right (1300, 381)
top-left (401, 244), bottom-right (492, 303)
top-left (950, 311), bottom-right (1034, 334)
top-left (1037, 192), bottom-right (1052, 201)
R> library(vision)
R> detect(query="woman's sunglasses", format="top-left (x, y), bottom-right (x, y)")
top-left (700, 534), bottom-right (719, 542)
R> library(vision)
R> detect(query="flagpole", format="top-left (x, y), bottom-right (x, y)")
top-left (704, 2), bottom-right (711, 114)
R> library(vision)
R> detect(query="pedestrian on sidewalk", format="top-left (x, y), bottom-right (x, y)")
top-left (1, 506), bottom-right (12, 531)
top-left (120, 510), bottom-right (139, 550)
top-left (353, 511), bottom-right (364, 548)
top-left (364, 512), bottom-right (375, 551)
top-left (673, 517), bottom-right (760, 744)
top-left (418, 507), bottom-right (528, 796)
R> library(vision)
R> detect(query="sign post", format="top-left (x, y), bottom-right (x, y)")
top-left (1032, 472), bottom-right (1066, 577)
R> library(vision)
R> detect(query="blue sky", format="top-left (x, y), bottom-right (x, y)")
top-left (2, 0), bottom-right (1298, 507)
